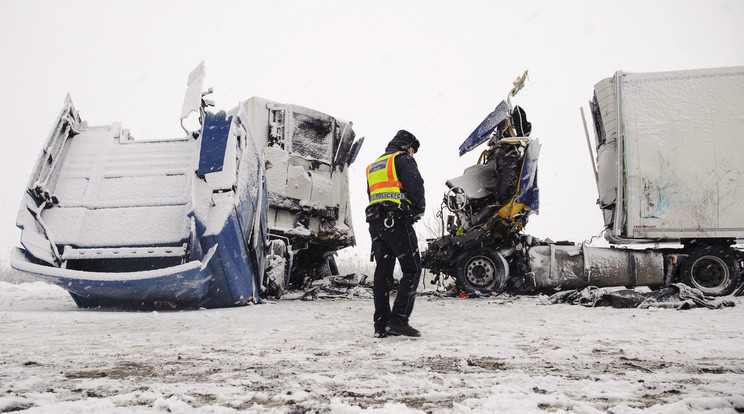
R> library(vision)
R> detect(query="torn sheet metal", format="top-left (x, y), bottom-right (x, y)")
top-left (458, 100), bottom-right (510, 156)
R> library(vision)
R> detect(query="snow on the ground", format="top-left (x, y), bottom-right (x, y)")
top-left (1, 281), bottom-right (743, 413)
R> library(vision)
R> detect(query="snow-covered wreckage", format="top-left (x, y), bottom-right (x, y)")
top-left (423, 67), bottom-right (744, 297)
top-left (231, 96), bottom-right (362, 295)
top-left (10, 63), bottom-right (363, 309)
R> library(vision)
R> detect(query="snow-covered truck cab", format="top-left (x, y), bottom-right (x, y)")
top-left (11, 63), bottom-right (270, 309)
top-left (231, 98), bottom-right (363, 294)
top-left (11, 63), bottom-right (365, 306)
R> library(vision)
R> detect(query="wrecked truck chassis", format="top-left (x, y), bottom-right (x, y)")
top-left (423, 68), bottom-right (744, 297)
top-left (424, 235), bottom-right (744, 296)
top-left (423, 235), bottom-right (679, 295)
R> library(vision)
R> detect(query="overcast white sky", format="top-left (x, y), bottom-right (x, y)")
top-left (1, 0), bottom-right (742, 261)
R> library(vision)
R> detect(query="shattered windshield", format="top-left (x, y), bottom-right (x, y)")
top-left (287, 111), bottom-right (334, 163)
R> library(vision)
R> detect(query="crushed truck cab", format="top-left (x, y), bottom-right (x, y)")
top-left (231, 98), bottom-right (362, 294)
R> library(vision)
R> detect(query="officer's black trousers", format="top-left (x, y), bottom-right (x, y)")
top-left (368, 220), bottom-right (422, 330)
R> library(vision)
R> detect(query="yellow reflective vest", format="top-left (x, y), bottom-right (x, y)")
top-left (366, 151), bottom-right (409, 205)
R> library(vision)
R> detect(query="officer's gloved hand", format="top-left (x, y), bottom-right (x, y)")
top-left (397, 202), bottom-right (415, 225)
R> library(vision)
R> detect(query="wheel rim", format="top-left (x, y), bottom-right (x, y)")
top-left (690, 255), bottom-right (730, 289)
top-left (465, 256), bottom-right (497, 289)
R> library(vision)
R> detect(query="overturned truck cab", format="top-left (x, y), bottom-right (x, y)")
top-left (423, 68), bottom-right (744, 296)
top-left (12, 99), bottom-right (269, 308)
top-left (11, 63), bottom-right (363, 308)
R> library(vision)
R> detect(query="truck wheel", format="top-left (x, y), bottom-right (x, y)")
top-left (324, 251), bottom-right (340, 276)
top-left (264, 240), bottom-right (288, 299)
top-left (455, 248), bottom-right (509, 293)
top-left (680, 245), bottom-right (742, 296)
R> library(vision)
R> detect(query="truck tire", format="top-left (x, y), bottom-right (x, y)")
top-left (455, 248), bottom-right (509, 293)
top-left (265, 240), bottom-right (288, 299)
top-left (679, 245), bottom-right (742, 296)
top-left (324, 252), bottom-right (340, 276)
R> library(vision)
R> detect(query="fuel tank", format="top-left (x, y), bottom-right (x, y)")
top-left (527, 245), bottom-right (668, 291)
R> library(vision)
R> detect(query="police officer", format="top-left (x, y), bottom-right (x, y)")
top-left (365, 130), bottom-right (425, 338)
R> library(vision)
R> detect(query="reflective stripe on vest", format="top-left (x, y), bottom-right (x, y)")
top-left (366, 152), bottom-right (408, 204)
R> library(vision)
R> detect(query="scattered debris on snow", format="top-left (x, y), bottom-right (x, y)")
top-left (546, 284), bottom-right (737, 309)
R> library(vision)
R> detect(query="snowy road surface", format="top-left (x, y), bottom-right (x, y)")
top-left (1, 282), bottom-right (743, 413)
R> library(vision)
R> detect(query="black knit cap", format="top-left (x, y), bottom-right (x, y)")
top-left (389, 129), bottom-right (420, 153)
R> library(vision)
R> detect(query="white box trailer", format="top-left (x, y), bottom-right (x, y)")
top-left (583, 66), bottom-right (744, 295)
top-left (590, 66), bottom-right (744, 242)
top-left (511, 67), bottom-right (744, 297)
